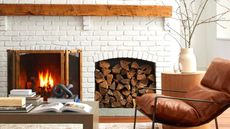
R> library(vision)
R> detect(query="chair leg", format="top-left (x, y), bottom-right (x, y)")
top-left (215, 117), bottom-right (219, 129)
top-left (133, 106), bottom-right (137, 129)
top-left (152, 111), bottom-right (156, 129)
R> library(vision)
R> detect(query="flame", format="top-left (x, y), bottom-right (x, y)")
top-left (38, 70), bottom-right (54, 88)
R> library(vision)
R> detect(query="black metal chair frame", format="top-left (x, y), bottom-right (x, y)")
top-left (133, 88), bottom-right (220, 129)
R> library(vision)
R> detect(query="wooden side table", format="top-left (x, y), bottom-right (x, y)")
top-left (161, 71), bottom-right (211, 129)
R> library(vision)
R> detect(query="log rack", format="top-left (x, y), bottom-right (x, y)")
top-left (0, 4), bottom-right (172, 17)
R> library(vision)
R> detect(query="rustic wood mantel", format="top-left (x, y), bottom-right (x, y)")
top-left (0, 4), bottom-right (172, 17)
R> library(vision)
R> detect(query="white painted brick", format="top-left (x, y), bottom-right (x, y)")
top-left (95, 0), bottom-right (107, 4)
top-left (133, 36), bottom-right (148, 41)
top-left (124, 1), bottom-right (140, 5)
top-left (87, 36), bottom-right (100, 41)
top-left (101, 46), bottom-right (116, 51)
top-left (107, 0), bottom-right (123, 4)
top-left (101, 26), bottom-right (116, 31)
top-left (4, 42), bottom-right (19, 47)
top-left (108, 41), bottom-right (123, 46)
top-left (93, 31), bottom-right (107, 36)
top-left (124, 41), bottom-right (139, 46)
top-left (118, 51), bottom-right (123, 57)
top-left (44, 36), bottom-right (59, 41)
top-left (85, 46), bottom-right (100, 51)
top-left (34, 0), bottom-right (51, 4)
top-left (60, 26), bottom-right (76, 31)
top-left (28, 36), bottom-right (43, 41)
top-left (100, 36), bottom-right (115, 41)
top-left (117, 25), bottom-right (132, 30)
top-left (60, 36), bottom-right (73, 41)
top-left (116, 36), bottom-right (132, 41)
top-left (27, 26), bottom-right (43, 31)
top-left (19, 0), bottom-right (34, 4)
top-left (80, 41), bottom-right (91, 46)
top-left (124, 31), bottom-right (139, 36)
top-left (51, 0), bottom-right (67, 4)
top-left (117, 46), bottom-right (132, 51)
top-left (52, 41), bottom-right (68, 46)
top-left (92, 41), bottom-right (107, 46)
top-left (67, 31), bottom-right (81, 36)
top-left (108, 31), bottom-right (123, 36)
top-left (12, 26), bottom-right (28, 31)
top-left (83, 0), bottom-right (95, 4)
top-left (44, 26), bottom-right (59, 31)
top-left (128, 51), bottom-right (132, 57)
top-left (0, 36), bottom-right (11, 41)
top-left (19, 31), bottom-right (35, 36)
top-left (12, 36), bottom-right (27, 41)
top-left (67, 0), bottom-right (82, 4)
top-left (113, 51), bottom-right (118, 58)
top-left (3, 0), bottom-right (18, 3)
top-left (20, 41), bottom-right (36, 46)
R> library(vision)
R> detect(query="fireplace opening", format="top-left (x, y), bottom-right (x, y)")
top-left (7, 50), bottom-right (82, 99)
top-left (95, 58), bottom-right (156, 108)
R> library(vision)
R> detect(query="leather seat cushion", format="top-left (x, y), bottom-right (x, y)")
top-left (136, 93), bottom-right (200, 126)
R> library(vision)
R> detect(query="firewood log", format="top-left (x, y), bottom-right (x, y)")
top-left (120, 79), bottom-right (130, 85)
top-left (147, 74), bottom-right (155, 81)
top-left (137, 74), bottom-right (146, 81)
top-left (120, 60), bottom-right (130, 71)
top-left (102, 68), bottom-right (111, 76)
top-left (106, 74), bottom-right (113, 85)
top-left (122, 90), bottom-right (130, 97)
top-left (95, 91), bottom-right (102, 101)
top-left (124, 84), bottom-right (131, 90)
top-left (99, 81), bottom-right (109, 89)
top-left (131, 61), bottom-right (139, 69)
top-left (127, 69), bottom-right (136, 79)
top-left (95, 69), bottom-right (104, 79)
top-left (116, 83), bottom-right (124, 90)
top-left (131, 77), bottom-right (137, 86)
top-left (107, 89), bottom-right (114, 96)
top-left (112, 64), bottom-right (122, 74)
top-left (141, 64), bottom-right (152, 74)
top-left (120, 99), bottom-right (127, 106)
top-left (116, 74), bottom-right (124, 81)
top-left (114, 90), bottom-right (124, 101)
top-left (99, 61), bottom-right (110, 69)
top-left (110, 82), bottom-right (116, 90)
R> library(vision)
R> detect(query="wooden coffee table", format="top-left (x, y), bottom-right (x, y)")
top-left (0, 101), bottom-right (99, 129)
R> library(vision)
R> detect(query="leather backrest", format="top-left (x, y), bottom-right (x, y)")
top-left (201, 58), bottom-right (230, 94)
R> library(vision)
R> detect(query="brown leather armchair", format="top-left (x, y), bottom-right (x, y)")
top-left (134, 58), bottom-right (230, 129)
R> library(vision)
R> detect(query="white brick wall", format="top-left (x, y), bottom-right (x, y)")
top-left (0, 0), bottom-right (178, 101)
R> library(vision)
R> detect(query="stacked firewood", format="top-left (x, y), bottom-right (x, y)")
top-left (95, 60), bottom-right (156, 108)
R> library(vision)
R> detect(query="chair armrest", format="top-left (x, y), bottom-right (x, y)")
top-left (154, 95), bottom-right (216, 104)
top-left (151, 88), bottom-right (187, 93)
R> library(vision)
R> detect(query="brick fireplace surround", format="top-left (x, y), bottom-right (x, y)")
top-left (0, 0), bottom-right (178, 102)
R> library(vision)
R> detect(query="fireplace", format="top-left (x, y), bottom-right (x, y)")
top-left (7, 49), bottom-right (82, 99)
top-left (95, 58), bottom-right (156, 108)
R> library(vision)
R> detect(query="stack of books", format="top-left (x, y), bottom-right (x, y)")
top-left (9, 89), bottom-right (43, 106)
top-left (0, 97), bottom-right (34, 112)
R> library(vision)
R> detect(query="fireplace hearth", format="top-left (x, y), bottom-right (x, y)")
top-left (7, 49), bottom-right (82, 99)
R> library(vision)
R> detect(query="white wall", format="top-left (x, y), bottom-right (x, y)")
top-left (205, 0), bottom-right (230, 65)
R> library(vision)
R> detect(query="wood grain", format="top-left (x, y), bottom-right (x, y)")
top-left (0, 4), bottom-right (172, 17)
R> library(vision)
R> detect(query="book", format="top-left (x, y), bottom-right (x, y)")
top-left (9, 92), bottom-right (36, 97)
top-left (30, 102), bottom-right (92, 113)
top-left (0, 97), bottom-right (26, 107)
top-left (10, 89), bottom-right (33, 96)
top-left (0, 104), bottom-right (34, 113)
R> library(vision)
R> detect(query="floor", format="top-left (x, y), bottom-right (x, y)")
top-left (0, 109), bottom-right (229, 129)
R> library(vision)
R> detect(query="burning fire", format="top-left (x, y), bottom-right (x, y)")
top-left (38, 70), bottom-right (54, 89)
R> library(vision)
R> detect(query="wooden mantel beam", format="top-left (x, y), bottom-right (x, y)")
top-left (0, 4), bottom-right (172, 17)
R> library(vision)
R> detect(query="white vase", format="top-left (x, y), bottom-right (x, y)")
top-left (179, 48), bottom-right (197, 73)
